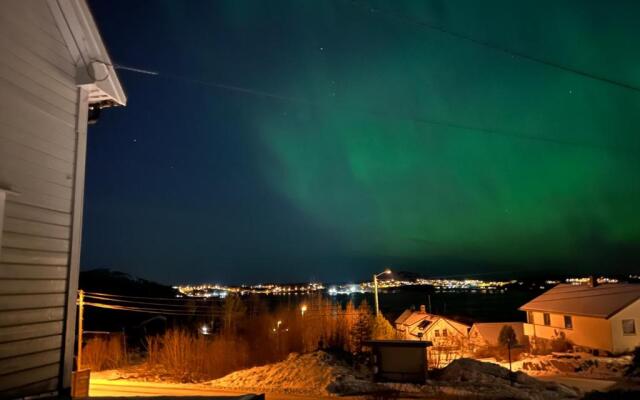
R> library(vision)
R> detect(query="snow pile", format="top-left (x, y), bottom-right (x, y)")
top-left (521, 353), bottom-right (631, 379)
top-left (208, 351), bottom-right (373, 396)
top-left (478, 352), bottom-right (630, 380)
top-left (209, 351), bottom-right (581, 398)
top-left (434, 358), bottom-right (580, 399)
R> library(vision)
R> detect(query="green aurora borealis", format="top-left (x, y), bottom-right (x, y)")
top-left (86, 0), bottom-right (640, 282)
top-left (250, 0), bottom-right (640, 271)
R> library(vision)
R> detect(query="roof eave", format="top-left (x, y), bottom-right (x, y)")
top-left (605, 297), bottom-right (640, 319)
top-left (48, 0), bottom-right (127, 106)
top-left (519, 307), bottom-right (608, 319)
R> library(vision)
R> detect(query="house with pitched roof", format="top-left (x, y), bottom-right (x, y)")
top-left (394, 305), bottom-right (436, 339)
top-left (519, 282), bottom-right (640, 354)
top-left (394, 305), bottom-right (470, 343)
top-left (394, 305), bottom-right (471, 367)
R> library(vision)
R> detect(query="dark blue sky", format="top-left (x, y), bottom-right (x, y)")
top-left (82, 1), bottom-right (640, 284)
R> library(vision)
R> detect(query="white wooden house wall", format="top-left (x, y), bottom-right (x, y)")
top-left (0, 1), bottom-right (124, 397)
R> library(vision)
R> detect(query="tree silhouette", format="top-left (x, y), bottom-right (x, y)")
top-left (498, 325), bottom-right (517, 347)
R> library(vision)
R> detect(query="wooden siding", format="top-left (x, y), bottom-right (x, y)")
top-left (0, 0), bottom-right (79, 397)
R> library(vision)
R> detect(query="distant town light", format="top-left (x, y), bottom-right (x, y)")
top-left (176, 276), bottom-right (523, 299)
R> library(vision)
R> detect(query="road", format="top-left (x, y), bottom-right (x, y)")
top-left (537, 375), bottom-right (617, 393)
top-left (90, 379), bottom-right (256, 398)
top-left (91, 375), bottom-right (617, 399)
top-left (90, 378), bottom-right (364, 400)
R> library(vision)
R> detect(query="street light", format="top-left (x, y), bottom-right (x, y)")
top-left (373, 268), bottom-right (392, 316)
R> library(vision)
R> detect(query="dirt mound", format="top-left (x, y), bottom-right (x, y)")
top-left (208, 351), bottom-right (372, 396)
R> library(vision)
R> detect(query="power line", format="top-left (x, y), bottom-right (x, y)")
top-left (107, 62), bottom-right (628, 154)
top-left (82, 291), bottom-right (399, 316)
top-left (83, 294), bottom-right (224, 309)
top-left (83, 301), bottom-right (221, 316)
top-left (83, 291), bottom-right (223, 302)
top-left (350, 0), bottom-right (640, 93)
top-left (84, 300), bottom-right (382, 318)
top-left (110, 63), bottom-right (309, 104)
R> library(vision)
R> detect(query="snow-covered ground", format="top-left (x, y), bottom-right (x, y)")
top-left (208, 351), bottom-right (581, 399)
top-left (479, 352), bottom-right (631, 380)
top-left (208, 352), bottom-right (373, 396)
top-left (93, 350), bottom-right (635, 398)
top-left (92, 364), bottom-right (181, 383)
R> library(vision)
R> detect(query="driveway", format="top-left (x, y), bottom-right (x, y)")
top-left (89, 378), bottom-right (365, 400)
top-left (537, 375), bottom-right (616, 393)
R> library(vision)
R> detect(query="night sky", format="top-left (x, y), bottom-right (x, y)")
top-left (82, 0), bottom-right (640, 284)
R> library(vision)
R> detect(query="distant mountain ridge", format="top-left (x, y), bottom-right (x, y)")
top-left (79, 268), bottom-right (178, 297)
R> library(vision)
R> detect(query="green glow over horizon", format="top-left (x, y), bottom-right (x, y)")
top-left (245, 0), bottom-right (640, 269)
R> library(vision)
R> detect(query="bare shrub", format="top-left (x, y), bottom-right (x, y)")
top-left (429, 337), bottom-right (464, 368)
top-left (146, 328), bottom-right (249, 382)
top-left (82, 335), bottom-right (126, 371)
top-left (626, 346), bottom-right (640, 377)
top-left (550, 332), bottom-right (573, 353)
top-left (142, 297), bottom-right (391, 381)
top-left (498, 325), bottom-right (518, 347)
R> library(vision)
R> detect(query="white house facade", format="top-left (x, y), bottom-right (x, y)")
top-left (0, 1), bottom-right (125, 397)
top-left (520, 283), bottom-right (640, 354)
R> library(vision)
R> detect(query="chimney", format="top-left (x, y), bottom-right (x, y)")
top-left (589, 276), bottom-right (598, 287)
top-left (420, 304), bottom-right (426, 313)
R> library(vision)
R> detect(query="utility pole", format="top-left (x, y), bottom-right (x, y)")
top-left (77, 289), bottom-right (84, 370)
top-left (507, 338), bottom-right (513, 386)
top-left (373, 268), bottom-right (391, 316)
top-left (373, 274), bottom-right (380, 316)
top-left (122, 327), bottom-right (127, 364)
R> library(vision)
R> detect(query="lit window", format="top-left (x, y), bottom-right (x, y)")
top-left (564, 316), bottom-right (573, 329)
top-left (434, 330), bottom-right (440, 337)
top-left (543, 313), bottom-right (551, 326)
top-left (622, 319), bottom-right (636, 335)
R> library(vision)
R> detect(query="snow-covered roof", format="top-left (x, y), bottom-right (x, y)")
top-left (396, 308), bottom-right (471, 337)
top-left (470, 322), bottom-right (524, 346)
top-left (519, 283), bottom-right (640, 319)
top-left (400, 311), bottom-right (438, 327)
top-left (394, 309), bottom-right (413, 325)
